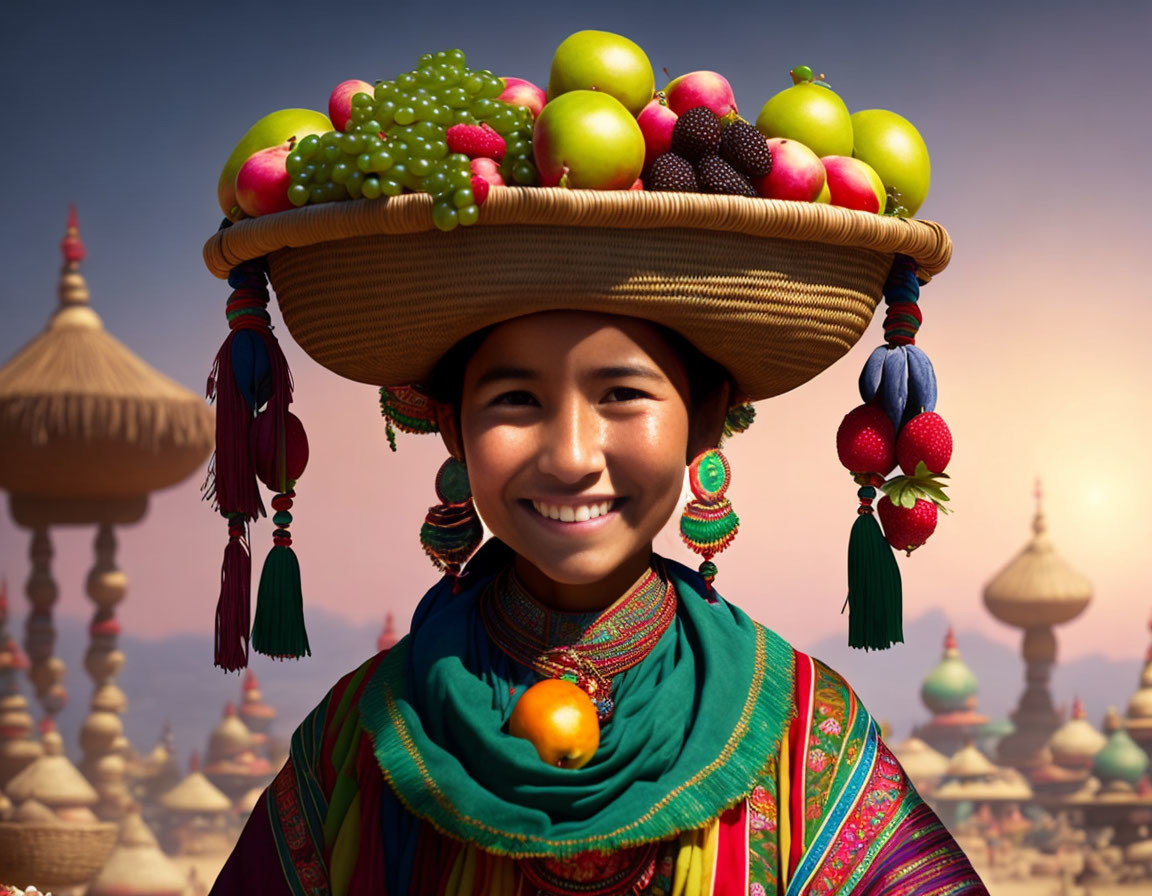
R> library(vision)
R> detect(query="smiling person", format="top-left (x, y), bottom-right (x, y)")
top-left (205, 191), bottom-right (987, 894)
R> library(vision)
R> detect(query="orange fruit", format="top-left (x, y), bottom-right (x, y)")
top-left (509, 678), bottom-right (600, 769)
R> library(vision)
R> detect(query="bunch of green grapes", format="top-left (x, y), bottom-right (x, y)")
top-left (285, 49), bottom-right (537, 231)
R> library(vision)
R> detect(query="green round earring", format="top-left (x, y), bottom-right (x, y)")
top-left (679, 448), bottom-right (740, 592)
top-left (420, 457), bottom-right (483, 587)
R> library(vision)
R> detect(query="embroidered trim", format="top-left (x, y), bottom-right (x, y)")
top-left (481, 563), bottom-right (676, 720)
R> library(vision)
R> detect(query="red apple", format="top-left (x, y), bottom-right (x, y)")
top-left (752, 138), bottom-right (825, 202)
top-left (470, 157), bottom-right (505, 187)
top-left (499, 77), bottom-right (547, 120)
top-left (822, 155), bottom-right (886, 214)
top-left (637, 97), bottom-right (678, 171)
top-left (533, 90), bottom-right (645, 190)
top-left (630, 177), bottom-right (644, 190)
top-left (329, 79), bottom-right (374, 133)
top-left (235, 144), bottom-right (294, 217)
top-left (663, 71), bottom-right (738, 118)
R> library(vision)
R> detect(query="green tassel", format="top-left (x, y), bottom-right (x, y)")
top-left (252, 544), bottom-right (311, 659)
top-left (846, 510), bottom-right (903, 651)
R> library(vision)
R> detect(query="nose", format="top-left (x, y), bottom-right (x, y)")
top-left (536, 396), bottom-right (605, 484)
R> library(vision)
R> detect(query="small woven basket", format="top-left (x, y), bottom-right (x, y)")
top-left (0, 820), bottom-right (118, 887)
top-left (203, 189), bottom-right (952, 400)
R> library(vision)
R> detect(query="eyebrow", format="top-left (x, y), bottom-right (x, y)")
top-left (474, 365), bottom-right (539, 387)
top-left (473, 363), bottom-right (667, 388)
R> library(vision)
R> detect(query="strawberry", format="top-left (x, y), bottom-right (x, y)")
top-left (897, 411), bottom-right (952, 474)
top-left (470, 174), bottom-right (490, 206)
top-left (446, 123), bottom-right (506, 160)
top-left (836, 404), bottom-right (896, 474)
top-left (877, 496), bottom-right (938, 554)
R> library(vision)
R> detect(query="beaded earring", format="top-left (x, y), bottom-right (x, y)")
top-left (679, 449), bottom-right (739, 592)
top-left (420, 458), bottom-right (484, 588)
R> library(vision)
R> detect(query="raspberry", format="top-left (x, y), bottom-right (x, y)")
top-left (696, 154), bottom-right (755, 196)
top-left (644, 153), bottom-right (698, 192)
top-left (720, 120), bottom-right (772, 177)
top-left (670, 106), bottom-right (721, 162)
top-left (446, 123), bottom-right (506, 160)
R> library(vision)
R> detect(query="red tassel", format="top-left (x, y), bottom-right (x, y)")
top-left (204, 331), bottom-right (264, 520)
top-left (215, 516), bottom-right (251, 671)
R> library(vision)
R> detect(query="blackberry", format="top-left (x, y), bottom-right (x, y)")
top-left (696, 154), bottom-right (756, 197)
top-left (670, 106), bottom-right (721, 162)
top-left (644, 152), bottom-right (698, 192)
top-left (719, 119), bottom-right (772, 177)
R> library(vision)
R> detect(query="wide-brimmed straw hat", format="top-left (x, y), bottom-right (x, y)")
top-left (201, 188), bottom-right (952, 670)
top-left (203, 188), bottom-right (951, 401)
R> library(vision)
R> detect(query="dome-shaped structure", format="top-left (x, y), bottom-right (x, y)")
top-left (893, 737), bottom-right (950, 792)
top-left (207, 701), bottom-right (252, 764)
top-left (238, 669), bottom-right (276, 745)
top-left (1125, 612), bottom-right (1152, 753)
top-left (159, 753), bottom-right (232, 815)
top-left (86, 811), bottom-right (186, 896)
top-left (5, 723), bottom-right (98, 811)
top-left (1049, 697), bottom-right (1107, 769)
top-left (921, 627), bottom-right (979, 714)
top-left (378, 613), bottom-right (399, 653)
top-left (0, 207), bottom-right (213, 505)
top-left (983, 490), bottom-right (1092, 628)
top-left (1092, 707), bottom-right (1150, 788)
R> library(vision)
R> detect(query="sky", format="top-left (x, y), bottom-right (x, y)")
top-left (1, 0), bottom-right (1151, 697)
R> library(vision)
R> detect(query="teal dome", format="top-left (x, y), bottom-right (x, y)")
top-left (1092, 710), bottom-right (1150, 787)
top-left (920, 627), bottom-right (979, 714)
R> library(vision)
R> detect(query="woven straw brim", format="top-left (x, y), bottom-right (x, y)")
top-left (203, 189), bottom-right (952, 401)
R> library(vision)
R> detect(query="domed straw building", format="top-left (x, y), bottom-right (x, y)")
top-left (158, 752), bottom-right (233, 857)
top-left (1028, 697), bottom-right (1108, 800)
top-left (202, 702), bottom-right (273, 801)
top-left (0, 582), bottom-right (40, 791)
top-left (0, 209), bottom-right (213, 819)
top-left (983, 484), bottom-right (1092, 769)
top-left (913, 626), bottom-right (989, 757)
top-left (892, 736), bottom-right (950, 797)
top-left (1124, 613), bottom-right (1152, 755)
top-left (237, 669), bottom-right (276, 760)
top-left (87, 810), bottom-right (186, 896)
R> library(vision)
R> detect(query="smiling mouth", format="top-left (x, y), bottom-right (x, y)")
top-left (527, 499), bottom-right (620, 523)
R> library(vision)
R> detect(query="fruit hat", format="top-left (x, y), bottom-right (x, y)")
top-left (201, 188), bottom-right (951, 670)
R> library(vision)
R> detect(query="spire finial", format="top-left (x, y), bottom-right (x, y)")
top-left (944, 624), bottom-right (957, 652)
top-left (1072, 695), bottom-right (1085, 720)
top-left (61, 204), bottom-right (85, 265)
top-left (56, 204), bottom-right (92, 311)
top-left (1032, 477), bottom-right (1047, 536)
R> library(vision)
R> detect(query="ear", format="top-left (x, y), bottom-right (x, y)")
top-left (435, 402), bottom-right (465, 462)
top-left (686, 379), bottom-right (732, 462)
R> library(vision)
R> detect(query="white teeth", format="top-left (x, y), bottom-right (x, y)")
top-left (531, 500), bottom-right (615, 523)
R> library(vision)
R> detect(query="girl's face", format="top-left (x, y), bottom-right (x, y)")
top-left (456, 312), bottom-right (710, 608)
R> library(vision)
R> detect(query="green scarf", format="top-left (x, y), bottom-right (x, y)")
top-left (358, 541), bottom-right (794, 858)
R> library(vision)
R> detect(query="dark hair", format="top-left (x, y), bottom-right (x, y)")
top-left (422, 320), bottom-right (732, 418)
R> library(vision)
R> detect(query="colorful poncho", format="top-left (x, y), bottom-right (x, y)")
top-left (211, 543), bottom-right (987, 895)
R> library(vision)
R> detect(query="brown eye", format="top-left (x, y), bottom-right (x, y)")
top-left (603, 387), bottom-right (649, 402)
top-left (490, 390), bottom-right (538, 407)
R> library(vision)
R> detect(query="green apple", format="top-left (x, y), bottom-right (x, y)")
top-left (218, 108), bottom-right (332, 221)
top-left (815, 179), bottom-right (831, 204)
top-left (850, 109), bottom-right (931, 217)
top-left (533, 91), bottom-right (645, 189)
top-left (756, 79), bottom-right (853, 159)
top-left (547, 30), bottom-right (654, 117)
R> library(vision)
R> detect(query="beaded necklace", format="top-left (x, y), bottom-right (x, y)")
top-left (481, 561), bottom-right (676, 721)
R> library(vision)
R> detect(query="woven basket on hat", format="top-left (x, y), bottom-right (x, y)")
top-left (203, 188), bottom-right (952, 398)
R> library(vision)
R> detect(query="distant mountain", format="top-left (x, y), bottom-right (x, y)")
top-left (29, 607), bottom-right (1146, 766)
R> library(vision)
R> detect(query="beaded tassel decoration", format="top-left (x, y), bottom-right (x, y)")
top-left (379, 385), bottom-right (440, 451)
top-left (204, 253), bottom-right (310, 669)
top-left (420, 458), bottom-right (484, 587)
top-left (679, 449), bottom-right (739, 592)
top-left (836, 253), bottom-right (951, 651)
